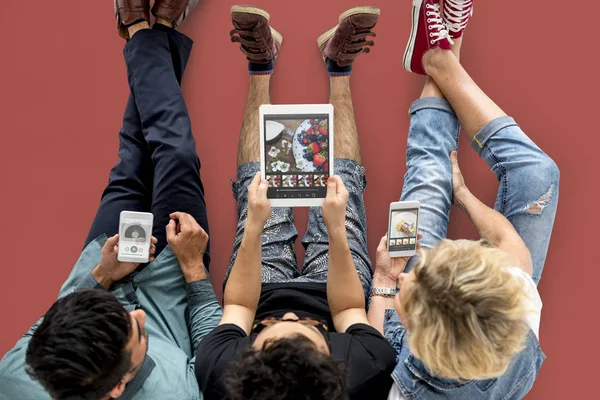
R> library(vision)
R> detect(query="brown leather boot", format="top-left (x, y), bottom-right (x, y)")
top-left (230, 5), bottom-right (283, 64)
top-left (152, 0), bottom-right (199, 28)
top-left (114, 0), bottom-right (151, 40)
top-left (318, 7), bottom-right (380, 67)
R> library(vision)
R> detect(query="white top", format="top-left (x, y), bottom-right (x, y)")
top-left (388, 267), bottom-right (543, 400)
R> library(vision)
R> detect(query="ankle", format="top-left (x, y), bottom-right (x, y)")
top-left (422, 47), bottom-right (451, 76)
top-left (155, 17), bottom-right (174, 29)
top-left (127, 21), bottom-right (151, 38)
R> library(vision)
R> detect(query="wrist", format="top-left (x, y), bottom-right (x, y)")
top-left (327, 225), bottom-right (347, 240)
top-left (245, 220), bottom-right (265, 236)
top-left (454, 186), bottom-right (473, 211)
top-left (92, 265), bottom-right (114, 290)
top-left (181, 261), bottom-right (208, 283)
top-left (373, 273), bottom-right (397, 288)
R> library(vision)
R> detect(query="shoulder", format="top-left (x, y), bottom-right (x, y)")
top-left (506, 267), bottom-right (543, 338)
top-left (194, 324), bottom-right (252, 393)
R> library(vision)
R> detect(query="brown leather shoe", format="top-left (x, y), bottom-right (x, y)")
top-left (230, 5), bottom-right (283, 64)
top-left (318, 7), bottom-right (380, 67)
top-left (152, 0), bottom-right (199, 28)
top-left (115, 0), bottom-right (150, 40)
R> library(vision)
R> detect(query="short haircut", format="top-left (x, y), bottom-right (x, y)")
top-left (25, 289), bottom-right (132, 400)
top-left (405, 239), bottom-right (530, 380)
top-left (224, 335), bottom-right (348, 400)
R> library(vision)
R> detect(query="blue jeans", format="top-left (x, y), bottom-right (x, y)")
top-left (83, 26), bottom-right (210, 268)
top-left (401, 98), bottom-right (559, 285)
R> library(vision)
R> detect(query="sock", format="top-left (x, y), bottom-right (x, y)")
top-left (249, 60), bottom-right (274, 75)
top-left (326, 58), bottom-right (352, 76)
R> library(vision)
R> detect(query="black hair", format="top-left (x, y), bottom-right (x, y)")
top-left (25, 289), bottom-right (132, 400)
top-left (224, 335), bottom-right (348, 400)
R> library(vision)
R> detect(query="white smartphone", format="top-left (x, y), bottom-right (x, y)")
top-left (259, 104), bottom-right (334, 207)
top-left (387, 201), bottom-right (420, 258)
top-left (117, 211), bottom-right (154, 263)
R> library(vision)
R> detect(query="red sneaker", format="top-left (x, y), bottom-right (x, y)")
top-left (403, 0), bottom-right (453, 75)
top-left (443, 0), bottom-right (474, 39)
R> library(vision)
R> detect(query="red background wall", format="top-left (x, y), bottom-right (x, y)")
top-left (0, 0), bottom-right (598, 398)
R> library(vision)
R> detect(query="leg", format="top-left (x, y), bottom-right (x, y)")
top-left (400, 43), bottom-right (464, 272)
top-left (224, 75), bottom-right (300, 289)
top-left (85, 23), bottom-right (196, 251)
top-left (124, 25), bottom-right (210, 265)
top-left (300, 9), bottom-right (381, 295)
top-left (424, 41), bottom-right (560, 284)
top-left (300, 76), bottom-right (372, 296)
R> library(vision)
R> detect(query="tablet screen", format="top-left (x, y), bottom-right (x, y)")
top-left (263, 114), bottom-right (331, 200)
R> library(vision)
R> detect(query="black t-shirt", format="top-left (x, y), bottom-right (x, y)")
top-left (195, 282), bottom-right (396, 400)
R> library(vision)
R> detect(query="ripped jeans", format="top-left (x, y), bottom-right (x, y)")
top-left (400, 98), bottom-right (559, 284)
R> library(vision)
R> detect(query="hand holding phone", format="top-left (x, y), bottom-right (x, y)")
top-left (387, 201), bottom-right (420, 258)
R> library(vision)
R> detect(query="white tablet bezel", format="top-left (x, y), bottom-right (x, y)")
top-left (259, 104), bottom-right (334, 207)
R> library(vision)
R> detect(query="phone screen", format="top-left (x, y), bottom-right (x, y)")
top-left (119, 218), bottom-right (152, 256)
top-left (263, 114), bottom-right (330, 200)
top-left (388, 208), bottom-right (419, 252)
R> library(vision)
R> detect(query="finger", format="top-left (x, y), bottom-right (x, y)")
top-left (170, 212), bottom-right (184, 220)
top-left (326, 176), bottom-right (337, 199)
top-left (166, 219), bottom-right (177, 241)
top-left (450, 151), bottom-right (461, 174)
top-left (248, 172), bottom-right (261, 202)
top-left (105, 234), bottom-right (119, 247)
top-left (333, 175), bottom-right (346, 196)
top-left (150, 244), bottom-right (156, 255)
top-left (151, 236), bottom-right (158, 245)
top-left (417, 232), bottom-right (423, 239)
top-left (377, 234), bottom-right (387, 251)
top-left (149, 256), bottom-right (155, 262)
top-left (257, 177), bottom-right (268, 201)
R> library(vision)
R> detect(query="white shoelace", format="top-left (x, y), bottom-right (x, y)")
top-left (443, 0), bottom-right (473, 33)
top-left (426, 4), bottom-right (454, 45)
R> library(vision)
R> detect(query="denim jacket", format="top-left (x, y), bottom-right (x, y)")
top-left (383, 309), bottom-right (545, 400)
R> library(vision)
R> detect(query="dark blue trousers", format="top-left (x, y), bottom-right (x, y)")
top-left (84, 25), bottom-right (210, 269)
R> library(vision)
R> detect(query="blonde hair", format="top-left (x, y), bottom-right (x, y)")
top-left (404, 239), bottom-right (530, 380)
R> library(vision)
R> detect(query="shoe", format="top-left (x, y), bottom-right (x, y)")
top-left (318, 6), bottom-right (379, 67)
top-left (152, 0), bottom-right (199, 28)
top-left (230, 5), bottom-right (283, 64)
top-left (403, 0), bottom-right (453, 75)
top-left (443, 0), bottom-right (473, 39)
top-left (115, 0), bottom-right (150, 40)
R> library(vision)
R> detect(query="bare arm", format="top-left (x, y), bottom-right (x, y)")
top-left (323, 176), bottom-right (370, 332)
top-left (451, 152), bottom-right (533, 275)
top-left (219, 173), bottom-right (272, 334)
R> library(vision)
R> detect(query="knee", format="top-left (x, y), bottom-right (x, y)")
top-left (171, 146), bottom-right (200, 167)
top-left (534, 154), bottom-right (560, 188)
top-left (523, 155), bottom-right (559, 215)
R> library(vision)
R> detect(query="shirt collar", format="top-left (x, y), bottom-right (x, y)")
top-left (119, 355), bottom-right (155, 400)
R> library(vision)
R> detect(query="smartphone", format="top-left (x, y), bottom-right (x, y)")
top-left (117, 211), bottom-right (154, 263)
top-left (387, 201), bottom-right (420, 258)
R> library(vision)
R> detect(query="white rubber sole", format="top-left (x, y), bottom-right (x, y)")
top-left (403, 0), bottom-right (423, 72)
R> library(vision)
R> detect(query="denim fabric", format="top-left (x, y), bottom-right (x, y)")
top-left (224, 159), bottom-right (373, 296)
top-left (0, 28), bottom-right (222, 400)
top-left (385, 98), bottom-right (558, 399)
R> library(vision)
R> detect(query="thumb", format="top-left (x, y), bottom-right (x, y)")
top-left (257, 178), bottom-right (268, 201)
top-left (104, 234), bottom-right (119, 251)
top-left (166, 219), bottom-right (177, 242)
top-left (326, 176), bottom-right (337, 199)
top-left (450, 151), bottom-right (461, 174)
top-left (377, 234), bottom-right (388, 252)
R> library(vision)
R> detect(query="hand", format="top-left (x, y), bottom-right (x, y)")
top-left (247, 172), bottom-right (271, 228)
top-left (451, 151), bottom-right (470, 210)
top-left (322, 176), bottom-right (349, 234)
top-left (93, 234), bottom-right (158, 289)
top-left (374, 232), bottom-right (422, 285)
top-left (166, 212), bottom-right (209, 282)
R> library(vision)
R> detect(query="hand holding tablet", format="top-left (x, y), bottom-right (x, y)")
top-left (260, 104), bottom-right (334, 207)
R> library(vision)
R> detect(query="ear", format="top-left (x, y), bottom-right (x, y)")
top-left (109, 380), bottom-right (127, 399)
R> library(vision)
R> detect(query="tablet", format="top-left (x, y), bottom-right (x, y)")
top-left (260, 104), bottom-right (334, 207)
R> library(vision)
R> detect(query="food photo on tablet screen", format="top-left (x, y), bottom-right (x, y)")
top-left (260, 104), bottom-right (334, 206)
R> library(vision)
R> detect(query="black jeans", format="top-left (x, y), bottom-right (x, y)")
top-left (84, 25), bottom-right (210, 269)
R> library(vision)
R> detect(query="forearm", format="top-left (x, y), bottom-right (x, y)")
top-left (457, 188), bottom-right (532, 272)
top-left (223, 223), bottom-right (263, 312)
top-left (327, 228), bottom-right (366, 324)
top-left (367, 274), bottom-right (397, 335)
top-left (186, 279), bottom-right (223, 352)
